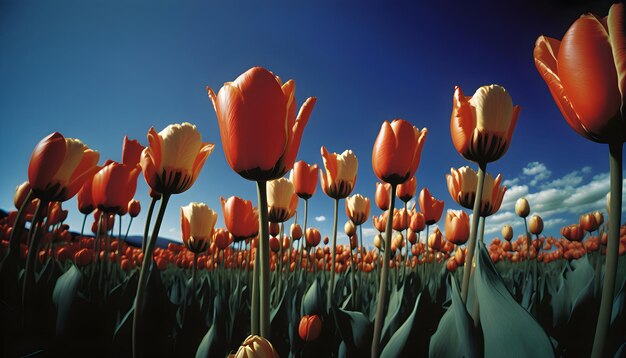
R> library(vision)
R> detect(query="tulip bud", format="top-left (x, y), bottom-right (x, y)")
top-left (344, 220), bottom-right (356, 237)
top-left (349, 234), bottom-right (358, 250)
top-left (298, 314), bottom-right (322, 342)
top-left (323, 236), bottom-right (329, 245)
top-left (305, 228), bottom-right (321, 247)
top-left (528, 215), bottom-right (543, 235)
top-left (373, 234), bottom-right (383, 250)
top-left (501, 224), bottom-right (513, 241)
top-left (128, 199), bottom-right (141, 218)
top-left (233, 335), bottom-right (280, 358)
top-left (375, 182), bottom-right (391, 211)
top-left (269, 236), bottom-right (280, 253)
top-left (290, 223), bottom-right (303, 240)
top-left (515, 198), bottom-right (530, 218)
top-left (444, 210), bottom-right (470, 245)
top-left (269, 222), bottom-right (280, 237)
top-left (14, 181), bottom-right (32, 210)
top-left (407, 229), bottom-right (417, 245)
top-left (580, 213), bottom-right (599, 233)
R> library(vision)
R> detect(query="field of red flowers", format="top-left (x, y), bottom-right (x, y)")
top-left (2, 3), bottom-right (626, 357)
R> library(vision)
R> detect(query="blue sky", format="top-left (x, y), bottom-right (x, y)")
top-left (0, 0), bottom-right (621, 247)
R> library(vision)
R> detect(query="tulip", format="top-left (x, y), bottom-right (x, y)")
top-left (28, 132), bottom-right (100, 202)
top-left (445, 210), bottom-right (470, 245)
top-left (447, 166), bottom-right (507, 217)
top-left (77, 178), bottom-right (96, 216)
top-left (375, 182), bottom-right (391, 211)
top-left (396, 176), bottom-right (417, 203)
top-left (128, 200), bottom-right (141, 218)
top-left (580, 213), bottom-right (599, 233)
top-left (14, 181), bottom-right (35, 212)
top-left (407, 229), bottom-right (417, 245)
top-left (180, 203), bottom-right (217, 254)
top-left (418, 188), bottom-right (444, 225)
top-left (290, 161), bottom-right (318, 199)
top-left (269, 236), bottom-right (280, 253)
top-left (232, 335), bottom-right (279, 358)
top-left (372, 213), bottom-right (388, 233)
top-left (92, 160), bottom-right (141, 215)
top-left (305, 228), bottom-right (321, 247)
top-left (346, 194), bottom-right (370, 226)
top-left (515, 198), bottom-right (530, 218)
top-left (372, 119), bottom-right (427, 185)
top-left (410, 210), bottom-right (425, 233)
top-left (290, 223), bottom-right (302, 240)
top-left (122, 136), bottom-right (145, 167)
top-left (502, 224), bottom-right (513, 241)
top-left (320, 147), bottom-right (358, 200)
top-left (344, 220), bottom-right (356, 237)
top-left (562, 224), bottom-right (585, 242)
top-left (392, 208), bottom-right (409, 232)
top-left (267, 178), bottom-right (298, 223)
top-left (593, 211), bottom-right (604, 227)
top-left (299, 314), bottom-right (322, 342)
top-left (214, 228), bottom-right (232, 251)
top-left (529, 215), bottom-right (544, 235)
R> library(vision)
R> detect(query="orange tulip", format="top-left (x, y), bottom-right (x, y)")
top-left (345, 194), bottom-right (370, 226)
top-left (418, 188), bottom-right (444, 225)
top-left (562, 224), bottom-right (585, 242)
top-left (320, 146), bottom-right (358, 199)
top-left (181, 203), bottom-right (217, 254)
top-left (428, 227), bottom-right (443, 251)
top-left (450, 85), bottom-right (520, 163)
top-left (534, 3), bottom-right (625, 143)
top-left (140, 122), bottom-right (214, 194)
top-left (479, 172), bottom-right (507, 217)
top-left (444, 210), bottom-right (470, 245)
top-left (396, 176), bottom-right (417, 203)
top-left (372, 119), bottom-right (427, 185)
top-left (375, 182), bottom-right (391, 211)
top-left (372, 213), bottom-right (388, 233)
top-left (267, 178), bottom-right (298, 223)
top-left (299, 314), bottom-right (322, 342)
top-left (392, 208), bottom-right (409, 232)
top-left (290, 160), bottom-right (318, 199)
top-left (580, 213), bottom-right (599, 233)
top-left (77, 177), bottom-right (96, 215)
top-left (214, 228), bottom-right (232, 251)
top-left (305, 227), bottom-right (321, 247)
top-left (122, 136), bottom-right (145, 167)
top-left (208, 67), bottom-right (316, 181)
top-left (290, 223), bottom-right (303, 240)
top-left (92, 160), bottom-right (141, 214)
top-left (220, 196), bottom-right (258, 242)
top-left (410, 210), bottom-right (426, 233)
top-left (28, 132), bottom-right (100, 202)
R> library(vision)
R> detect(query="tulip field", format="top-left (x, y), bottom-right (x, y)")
top-left (2, 3), bottom-right (626, 358)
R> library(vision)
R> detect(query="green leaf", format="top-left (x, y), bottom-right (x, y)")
top-left (333, 307), bottom-right (372, 357)
top-left (475, 242), bottom-right (555, 357)
top-left (429, 274), bottom-right (479, 358)
top-left (302, 279), bottom-right (324, 316)
top-left (52, 265), bottom-right (82, 336)
top-left (381, 282), bottom-right (406, 348)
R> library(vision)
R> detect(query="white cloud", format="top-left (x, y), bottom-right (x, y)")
top-left (168, 227), bottom-right (177, 233)
top-left (523, 162), bottom-right (552, 186)
top-left (315, 215), bottom-right (326, 222)
top-left (503, 177), bottom-right (519, 187)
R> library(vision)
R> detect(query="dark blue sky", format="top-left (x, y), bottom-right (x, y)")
top-left (0, 0), bottom-right (620, 245)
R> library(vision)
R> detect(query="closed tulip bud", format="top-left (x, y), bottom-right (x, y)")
top-left (350, 234), bottom-right (358, 250)
top-left (372, 119), bottom-right (427, 185)
top-left (214, 228), bottom-right (232, 251)
top-left (407, 229), bottom-right (417, 245)
top-left (410, 210), bottom-right (426, 233)
top-left (562, 224), bottom-right (585, 242)
top-left (298, 315), bottom-right (322, 342)
top-left (580, 213), bottom-right (599, 233)
top-left (305, 228), bottom-right (321, 247)
top-left (515, 198), bottom-right (530, 218)
top-left (221, 196), bottom-right (259, 241)
top-left (269, 236), bottom-right (280, 253)
top-left (345, 194), bottom-right (370, 226)
top-left (180, 202), bottom-right (218, 254)
top-left (447, 258), bottom-right (458, 272)
top-left (428, 227), bottom-right (443, 251)
top-left (28, 132), bottom-right (100, 202)
top-left (373, 234), bottom-right (383, 250)
top-left (233, 335), bottom-right (280, 358)
top-left (208, 67), bottom-right (316, 181)
top-left (128, 199), bottom-right (141, 218)
top-left (593, 211), bottom-right (604, 227)
top-left (444, 210), bottom-right (470, 245)
top-left (290, 161), bottom-right (318, 199)
top-left (502, 224), bottom-right (513, 241)
top-left (267, 178), bottom-right (298, 223)
top-left (291, 223), bottom-right (303, 240)
top-left (529, 215), bottom-right (544, 235)
top-left (418, 188), bottom-right (444, 225)
top-left (140, 123), bottom-right (214, 194)
top-left (375, 182), bottom-right (391, 211)
top-left (323, 236), bottom-right (329, 245)
top-left (14, 181), bottom-right (33, 210)
top-left (397, 176), bottom-right (417, 203)
top-left (450, 84), bottom-right (520, 163)
top-left (269, 222), bottom-right (280, 237)
top-left (344, 220), bottom-right (356, 237)
top-left (392, 208), bottom-right (409, 232)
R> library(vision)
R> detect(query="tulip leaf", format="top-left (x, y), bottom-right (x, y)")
top-left (302, 278), bottom-right (324, 316)
top-left (429, 274), bottom-right (479, 358)
top-left (333, 307), bottom-right (373, 357)
top-left (196, 296), bottom-right (228, 358)
top-left (475, 242), bottom-right (555, 357)
top-left (52, 265), bottom-right (82, 336)
top-left (381, 282), bottom-right (406, 347)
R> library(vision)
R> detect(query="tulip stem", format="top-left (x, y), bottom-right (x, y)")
top-left (328, 198), bottom-right (340, 309)
top-left (142, 197), bottom-right (158, 252)
top-left (593, 228), bottom-right (603, 297)
top-left (591, 141), bottom-right (622, 358)
top-left (298, 199), bottom-right (308, 282)
top-left (5, 189), bottom-right (33, 259)
top-left (371, 184), bottom-right (397, 358)
top-left (256, 180), bottom-right (271, 338)
top-left (461, 161), bottom-right (487, 303)
top-left (79, 213), bottom-right (87, 249)
top-left (21, 198), bottom-right (46, 317)
top-left (251, 238), bottom-right (259, 335)
top-left (133, 193), bottom-right (170, 358)
top-left (191, 252), bottom-right (198, 300)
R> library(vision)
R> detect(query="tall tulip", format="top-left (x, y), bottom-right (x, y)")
top-left (208, 67), bottom-right (316, 338)
top-left (92, 160), bottom-right (141, 215)
top-left (319, 146), bottom-right (357, 309)
top-left (371, 119), bottom-right (427, 357)
top-left (375, 182), bottom-right (391, 211)
top-left (445, 210), bottom-right (470, 245)
top-left (134, 122), bottom-right (214, 357)
top-left (221, 196), bottom-right (259, 241)
top-left (451, 84), bottom-right (520, 303)
top-left (534, 6), bottom-right (625, 355)
top-left (290, 161), bottom-right (318, 274)
top-left (418, 188), bottom-right (444, 226)
top-left (267, 178), bottom-right (298, 223)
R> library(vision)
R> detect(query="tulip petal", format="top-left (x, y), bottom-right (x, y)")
top-left (282, 97), bottom-right (317, 171)
top-left (558, 14), bottom-right (621, 134)
top-left (450, 86), bottom-right (475, 157)
top-left (409, 128), bottom-right (427, 179)
top-left (282, 79), bottom-right (297, 132)
top-left (608, 3), bottom-right (626, 117)
top-left (146, 127), bottom-right (163, 171)
top-left (28, 132), bottom-right (66, 191)
top-left (190, 142), bottom-right (215, 186)
top-left (321, 146), bottom-right (337, 183)
top-left (534, 36), bottom-right (595, 141)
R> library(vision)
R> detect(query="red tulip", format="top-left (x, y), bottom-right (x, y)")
top-left (290, 161), bottom-right (318, 199)
top-left (92, 160), bottom-right (141, 214)
top-left (305, 228), bottom-right (321, 247)
top-left (128, 199), bottom-right (141, 218)
top-left (418, 188), bottom-right (444, 225)
top-left (397, 176), bottom-right (417, 203)
top-left (299, 314), bottom-right (322, 342)
top-left (290, 223), bottom-right (303, 240)
top-left (534, 3), bottom-right (625, 143)
top-left (213, 228), bottom-right (232, 251)
top-left (444, 210), bottom-right (470, 245)
top-left (372, 119), bottom-right (427, 185)
top-left (375, 182), bottom-right (391, 211)
top-left (580, 213), bottom-right (599, 233)
top-left (410, 210), bottom-right (426, 233)
top-left (77, 177), bottom-right (96, 215)
top-left (208, 67), bottom-right (316, 181)
top-left (28, 132), bottom-right (100, 202)
top-left (562, 224), bottom-right (585, 242)
top-left (221, 196), bottom-right (258, 241)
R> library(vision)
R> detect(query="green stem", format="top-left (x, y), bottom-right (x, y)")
top-left (591, 141), bottom-right (622, 358)
top-left (142, 197), bottom-right (158, 252)
top-left (132, 193), bottom-right (170, 358)
top-left (593, 229), bottom-right (603, 297)
top-left (461, 161), bottom-right (487, 303)
top-left (21, 199), bottom-right (47, 312)
top-left (523, 217), bottom-right (531, 290)
top-left (299, 199), bottom-right (309, 282)
top-left (328, 198), bottom-right (340, 308)
top-left (251, 237), bottom-right (259, 335)
top-left (371, 184), bottom-right (397, 358)
top-left (256, 180), bottom-right (271, 338)
top-left (5, 189), bottom-right (33, 259)
top-left (125, 217), bottom-right (134, 242)
top-left (79, 214), bottom-right (87, 249)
